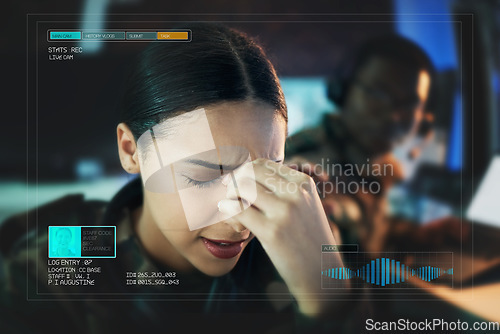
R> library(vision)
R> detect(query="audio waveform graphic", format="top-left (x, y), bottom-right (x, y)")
top-left (321, 258), bottom-right (453, 286)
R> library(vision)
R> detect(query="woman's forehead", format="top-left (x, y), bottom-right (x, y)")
top-left (146, 101), bottom-right (286, 154)
top-left (137, 103), bottom-right (285, 186)
top-left (204, 101), bottom-right (286, 147)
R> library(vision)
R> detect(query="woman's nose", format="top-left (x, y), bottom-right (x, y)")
top-left (225, 220), bottom-right (248, 233)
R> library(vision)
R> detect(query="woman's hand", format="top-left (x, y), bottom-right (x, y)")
top-left (218, 158), bottom-right (347, 317)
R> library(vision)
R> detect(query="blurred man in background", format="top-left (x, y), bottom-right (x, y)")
top-left (286, 34), bottom-right (500, 324)
top-left (286, 35), bottom-right (435, 253)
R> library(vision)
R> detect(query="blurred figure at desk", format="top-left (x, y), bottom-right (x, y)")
top-left (286, 35), bottom-right (435, 253)
top-left (286, 34), bottom-right (500, 325)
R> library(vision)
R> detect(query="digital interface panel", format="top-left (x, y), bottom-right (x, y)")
top-left (24, 13), bottom-right (471, 301)
top-left (5, 10), bottom-right (497, 334)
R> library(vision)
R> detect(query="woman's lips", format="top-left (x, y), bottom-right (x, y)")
top-left (201, 237), bottom-right (245, 259)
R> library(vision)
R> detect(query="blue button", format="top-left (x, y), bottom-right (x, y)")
top-left (50, 31), bottom-right (81, 40)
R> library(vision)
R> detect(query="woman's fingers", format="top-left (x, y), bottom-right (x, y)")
top-left (225, 177), bottom-right (284, 214)
top-left (218, 199), bottom-right (269, 236)
top-left (228, 159), bottom-right (317, 201)
top-left (258, 159), bottom-right (319, 199)
top-left (221, 158), bottom-right (328, 242)
top-left (286, 156), bottom-right (329, 183)
top-left (220, 158), bottom-right (346, 316)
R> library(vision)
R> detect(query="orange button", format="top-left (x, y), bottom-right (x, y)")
top-left (157, 31), bottom-right (189, 40)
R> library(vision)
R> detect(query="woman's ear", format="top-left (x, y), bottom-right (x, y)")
top-left (117, 123), bottom-right (140, 174)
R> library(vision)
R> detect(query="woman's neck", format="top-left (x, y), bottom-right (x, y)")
top-left (57, 248), bottom-right (70, 256)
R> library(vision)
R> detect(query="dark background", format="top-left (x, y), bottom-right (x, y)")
top-left (1, 0), bottom-right (499, 220)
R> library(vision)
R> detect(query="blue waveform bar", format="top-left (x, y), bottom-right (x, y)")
top-left (321, 258), bottom-right (453, 285)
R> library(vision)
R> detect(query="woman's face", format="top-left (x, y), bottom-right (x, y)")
top-left (140, 100), bottom-right (287, 276)
top-left (56, 229), bottom-right (71, 249)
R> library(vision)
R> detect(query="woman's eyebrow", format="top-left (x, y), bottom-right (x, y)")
top-left (185, 158), bottom-right (283, 169)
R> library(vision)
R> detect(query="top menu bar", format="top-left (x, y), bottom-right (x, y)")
top-left (48, 30), bottom-right (192, 42)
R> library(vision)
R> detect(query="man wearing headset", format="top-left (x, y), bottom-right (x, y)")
top-left (286, 35), bottom-right (500, 325)
top-left (286, 35), bottom-right (435, 253)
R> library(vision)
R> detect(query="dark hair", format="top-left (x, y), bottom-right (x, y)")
top-left (120, 24), bottom-right (287, 140)
top-left (328, 35), bottom-right (435, 106)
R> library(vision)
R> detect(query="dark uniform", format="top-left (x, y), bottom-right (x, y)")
top-left (0, 177), bottom-right (361, 334)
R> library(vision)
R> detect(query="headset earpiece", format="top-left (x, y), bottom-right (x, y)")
top-left (327, 74), bottom-right (346, 107)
